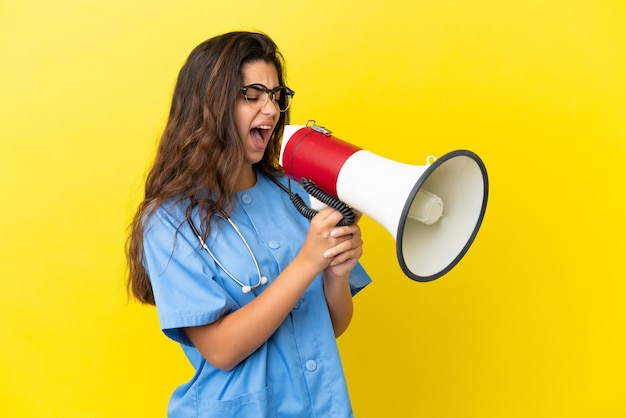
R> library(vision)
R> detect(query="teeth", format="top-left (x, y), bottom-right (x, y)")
top-left (258, 125), bottom-right (272, 130)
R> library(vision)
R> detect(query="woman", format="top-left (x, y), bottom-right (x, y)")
top-left (126, 31), bottom-right (371, 417)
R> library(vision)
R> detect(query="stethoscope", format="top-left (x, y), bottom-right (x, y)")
top-left (186, 173), bottom-right (354, 294)
top-left (187, 209), bottom-right (268, 294)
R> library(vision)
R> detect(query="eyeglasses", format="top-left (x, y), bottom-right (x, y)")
top-left (240, 84), bottom-right (295, 112)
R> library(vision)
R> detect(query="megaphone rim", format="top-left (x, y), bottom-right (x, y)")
top-left (396, 149), bottom-right (489, 282)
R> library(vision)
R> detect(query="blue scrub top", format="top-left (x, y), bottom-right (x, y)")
top-left (143, 172), bottom-right (372, 418)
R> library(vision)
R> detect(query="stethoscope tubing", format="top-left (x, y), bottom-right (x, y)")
top-left (187, 210), bottom-right (267, 294)
top-left (185, 174), bottom-right (352, 294)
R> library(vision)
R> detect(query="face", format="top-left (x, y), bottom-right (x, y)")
top-left (235, 60), bottom-right (281, 167)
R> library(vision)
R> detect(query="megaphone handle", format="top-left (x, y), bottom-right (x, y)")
top-left (290, 179), bottom-right (355, 226)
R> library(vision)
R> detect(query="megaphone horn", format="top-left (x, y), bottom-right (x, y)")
top-left (280, 121), bottom-right (489, 282)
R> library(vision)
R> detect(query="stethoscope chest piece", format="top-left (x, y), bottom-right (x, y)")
top-left (242, 276), bottom-right (268, 294)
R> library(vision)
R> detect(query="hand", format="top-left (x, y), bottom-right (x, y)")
top-left (298, 207), bottom-right (350, 273)
top-left (324, 210), bottom-right (364, 279)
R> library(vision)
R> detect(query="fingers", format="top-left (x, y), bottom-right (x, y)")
top-left (330, 223), bottom-right (361, 241)
top-left (324, 227), bottom-right (363, 262)
top-left (313, 208), bottom-right (362, 249)
top-left (305, 207), bottom-right (364, 271)
top-left (314, 207), bottom-right (345, 224)
top-left (309, 208), bottom-right (342, 234)
top-left (314, 207), bottom-right (362, 229)
top-left (300, 208), bottom-right (345, 270)
top-left (324, 236), bottom-right (362, 259)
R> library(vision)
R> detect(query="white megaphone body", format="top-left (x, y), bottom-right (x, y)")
top-left (280, 121), bottom-right (489, 282)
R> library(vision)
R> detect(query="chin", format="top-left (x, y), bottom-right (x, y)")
top-left (244, 154), bottom-right (265, 165)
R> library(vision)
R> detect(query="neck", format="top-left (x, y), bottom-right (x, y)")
top-left (234, 165), bottom-right (257, 191)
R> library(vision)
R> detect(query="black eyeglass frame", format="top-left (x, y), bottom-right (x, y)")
top-left (240, 83), bottom-right (295, 112)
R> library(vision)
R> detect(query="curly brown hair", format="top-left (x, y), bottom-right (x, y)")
top-left (126, 32), bottom-right (290, 304)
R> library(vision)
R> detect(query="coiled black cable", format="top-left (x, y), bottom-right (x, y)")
top-left (267, 174), bottom-right (355, 226)
top-left (290, 178), bottom-right (355, 226)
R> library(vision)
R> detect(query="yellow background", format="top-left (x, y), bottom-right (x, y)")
top-left (1, 0), bottom-right (625, 417)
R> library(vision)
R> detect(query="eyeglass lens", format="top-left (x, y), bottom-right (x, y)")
top-left (242, 85), bottom-right (293, 112)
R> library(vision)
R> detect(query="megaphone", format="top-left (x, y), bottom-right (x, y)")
top-left (280, 121), bottom-right (488, 282)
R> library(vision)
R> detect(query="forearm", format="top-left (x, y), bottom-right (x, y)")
top-left (184, 254), bottom-right (320, 370)
top-left (323, 270), bottom-right (354, 337)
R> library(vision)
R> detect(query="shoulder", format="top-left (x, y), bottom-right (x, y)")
top-left (140, 197), bottom-right (198, 254)
top-left (143, 196), bottom-right (189, 230)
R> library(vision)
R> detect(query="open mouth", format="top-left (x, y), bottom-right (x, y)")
top-left (251, 125), bottom-right (272, 144)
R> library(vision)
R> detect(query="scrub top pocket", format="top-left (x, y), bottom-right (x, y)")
top-left (201, 385), bottom-right (277, 418)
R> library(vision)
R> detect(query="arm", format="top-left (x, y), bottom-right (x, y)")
top-left (322, 213), bottom-right (364, 337)
top-left (184, 208), bottom-right (354, 371)
top-left (323, 270), bottom-right (353, 337)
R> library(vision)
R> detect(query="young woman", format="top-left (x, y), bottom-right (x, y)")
top-left (126, 31), bottom-right (372, 417)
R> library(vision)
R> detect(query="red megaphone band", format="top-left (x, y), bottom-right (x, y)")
top-left (281, 127), bottom-right (361, 197)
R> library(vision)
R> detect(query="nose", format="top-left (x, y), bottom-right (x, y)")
top-left (261, 96), bottom-right (279, 116)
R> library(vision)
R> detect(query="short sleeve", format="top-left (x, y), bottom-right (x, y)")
top-left (348, 262), bottom-right (372, 296)
top-left (143, 205), bottom-right (239, 346)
